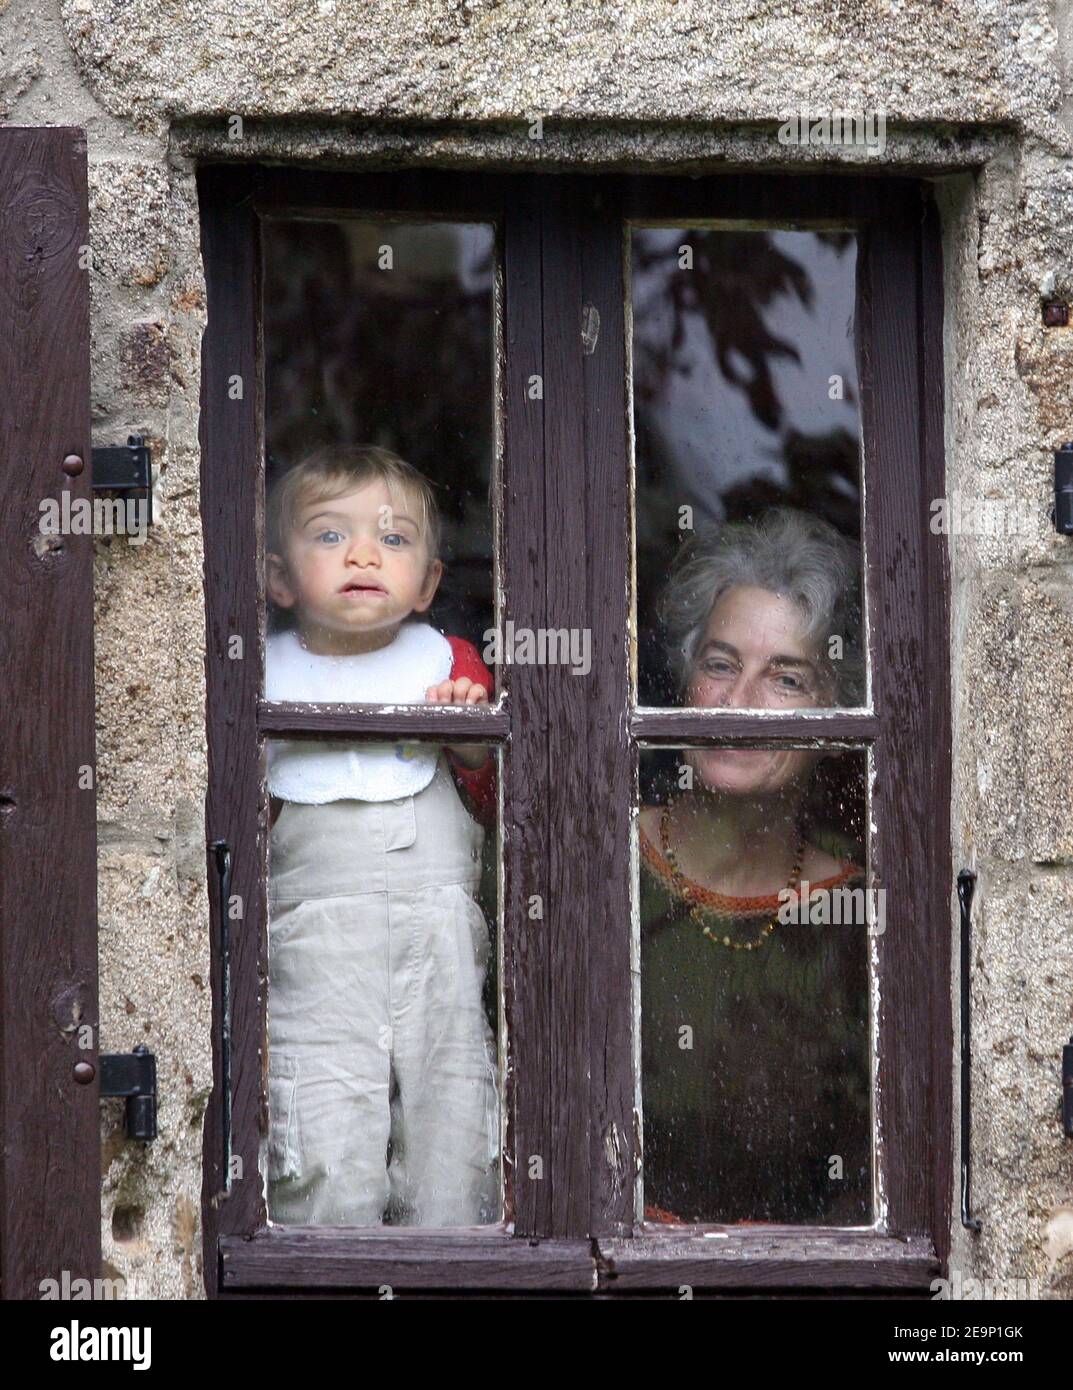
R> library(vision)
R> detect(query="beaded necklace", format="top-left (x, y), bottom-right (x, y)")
top-left (657, 801), bottom-right (805, 951)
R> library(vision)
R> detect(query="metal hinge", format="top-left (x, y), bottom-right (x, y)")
top-left (100, 1044), bottom-right (157, 1141)
top-left (91, 434), bottom-right (153, 526)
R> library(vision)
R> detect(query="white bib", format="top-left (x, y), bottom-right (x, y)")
top-left (265, 623), bottom-right (454, 803)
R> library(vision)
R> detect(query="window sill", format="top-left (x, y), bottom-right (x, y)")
top-left (220, 1228), bottom-right (596, 1292)
top-left (220, 1226), bottom-right (938, 1295)
top-left (598, 1229), bottom-right (939, 1293)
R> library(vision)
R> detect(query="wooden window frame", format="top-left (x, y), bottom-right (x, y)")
top-left (198, 165), bottom-right (950, 1296)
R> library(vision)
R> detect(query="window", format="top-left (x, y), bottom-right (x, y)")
top-left (199, 167), bottom-right (950, 1294)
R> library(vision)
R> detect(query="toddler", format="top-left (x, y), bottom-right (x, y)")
top-left (263, 443), bottom-right (499, 1227)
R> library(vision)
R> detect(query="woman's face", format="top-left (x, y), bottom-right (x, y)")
top-left (683, 584), bottom-right (833, 797)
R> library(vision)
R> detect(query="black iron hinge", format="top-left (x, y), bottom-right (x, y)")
top-left (90, 433), bottom-right (153, 524)
top-left (100, 1044), bottom-right (157, 1141)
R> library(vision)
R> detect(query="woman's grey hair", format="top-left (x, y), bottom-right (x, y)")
top-left (657, 507), bottom-right (864, 705)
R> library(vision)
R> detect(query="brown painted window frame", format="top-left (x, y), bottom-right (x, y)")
top-left (197, 164), bottom-right (950, 1297)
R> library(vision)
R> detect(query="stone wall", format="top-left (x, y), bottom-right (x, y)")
top-left (2, 0), bottom-right (1072, 1298)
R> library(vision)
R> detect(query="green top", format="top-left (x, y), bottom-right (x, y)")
top-left (639, 832), bottom-right (872, 1226)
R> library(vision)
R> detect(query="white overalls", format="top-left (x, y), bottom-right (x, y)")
top-left (263, 624), bottom-right (500, 1226)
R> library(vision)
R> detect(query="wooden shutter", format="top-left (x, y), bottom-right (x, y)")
top-left (0, 127), bottom-right (99, 1299)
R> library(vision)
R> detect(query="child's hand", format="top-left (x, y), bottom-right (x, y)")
top-left (426, 678), bottom-right (490, 769)
top-left (425, 677), bottom-right (489, 706)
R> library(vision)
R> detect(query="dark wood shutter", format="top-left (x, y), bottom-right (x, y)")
top-left (0, 127), bottom-right (99, 1299)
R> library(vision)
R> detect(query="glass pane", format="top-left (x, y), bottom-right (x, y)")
top-left (264, 741), bottom-right (502, 1227)
top-left (636, 744), bottom-right (873, 1226)
top-left (261, 217), bottom-right (496, 698)
top-left (630, 226), bottom-right (865, 709)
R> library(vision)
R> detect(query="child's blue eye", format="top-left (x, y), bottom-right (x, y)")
top-left (382, 533), bottom-right (408, 547)
top-left (315, 529), bottom-right (344, 545)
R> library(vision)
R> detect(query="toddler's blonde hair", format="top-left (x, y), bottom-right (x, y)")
top-left (267, 443), bottom-right (442, 566)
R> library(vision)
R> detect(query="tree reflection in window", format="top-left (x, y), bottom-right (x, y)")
top-left (631, 229), bottom-right (862, 706)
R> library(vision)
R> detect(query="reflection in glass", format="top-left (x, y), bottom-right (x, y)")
top-left (262, 218), bottom-right (495, 694)
top-left (637, 744), bottom-right (872, 1226)
top-left (630, 227), bottom-right (864, 706)
top-left (265, 742), bottom-right (501, 1227)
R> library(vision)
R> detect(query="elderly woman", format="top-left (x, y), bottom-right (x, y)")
top-left (639, 507), bottom-right (872, 1227)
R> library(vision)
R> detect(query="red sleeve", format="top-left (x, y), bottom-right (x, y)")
top-left (444, 635), bottom-right (496, 826)
top-left (446, 635), bottom-right (494, 693)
